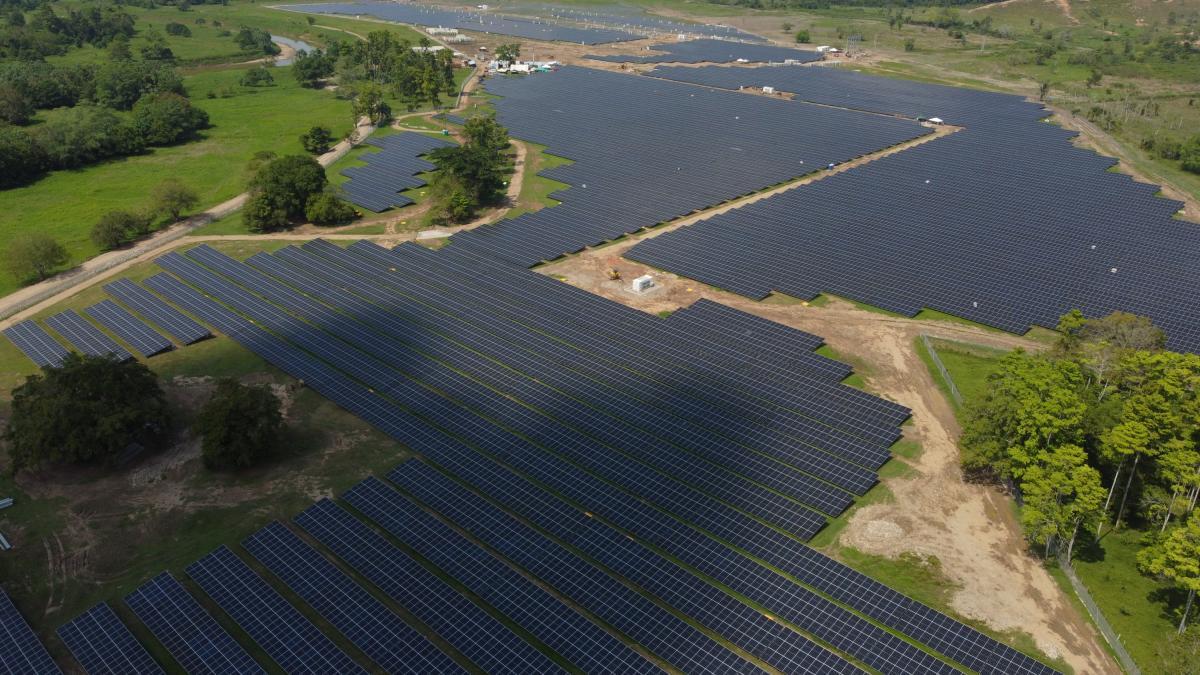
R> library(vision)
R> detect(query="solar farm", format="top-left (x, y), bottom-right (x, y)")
top-left (5, 2), bottom-right (1196, 672)
top-left (2, 239), bottom-right (1058, 674)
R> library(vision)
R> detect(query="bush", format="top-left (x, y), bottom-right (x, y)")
top-left (239, 66), bottom-right (274, 87)
top-left (1181, 136), bottom-right (1200, 175)
top-left (194, 378), bottom-right (282, 470)
top-left (0, 83), bottom-right (33, 125)
top-left (165, 21), bottom-right (191, 37)
top-left (0, 125), bottom-right (46, 188)
top-left (131, 92), bottom-right (209, 145)
top-left (151, 178), bottom-right (200, 222)
top-left (4, 353), bottom-right (170, 475)
top-left (795, 29), bottom-right (810, 43)
top-left (305, 192), bottom-right (358, 225)
top-left (300, 125), bottom-right (333, 154)
top-left (90, 210), bottom-right (143, 250)
top-left (234, 27), bottom-right (279, 55)
top-left (4, 233), bottom-right (67, 282)
top-left (31, 105), bottom-right (144, 169)
top-left (904, 38), bottom-right (916, 52)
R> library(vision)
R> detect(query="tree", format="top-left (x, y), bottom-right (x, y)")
top-left (234, 27), bottom-right (278, 55)
top-left (194, 378), bottom-right (283, 470)
top-left (165, 21), bottom-right (191, 37)
top-left (351, 83), bottom-right (391, 125)
top-left (1085, 68), bottom-right (1102, 88)
top-left (293, 49), bottom-right (335, 87)
top-left (3, 353), bottom-right (170, 475)
top-left (0, 83), bottom-right (33, 125)
top-left (95, 60), bottom-right (183, 110)
top-left (151, 178), bottom-right (199, 222)
top-left (795, 29), bottom-right (810, 43)
top-left (90, 210), bottom-right (141, 250)
top-left (903, 38), bottom-right (915, 52)
top-left (32, 104), bottom-right (145, 168)
top-left (131, 92), bottom-right (209, 145)
top-left (1038, 81), bottom-right (1051, 101)
top-left (243, 154), bottom-right (327, 232)
top-left (0, 125), bottom-right (45, 188)
top-left (426, 115), bottom-right (511, 223)
top-left (4, 233), bottom-right (67, 282)
top-left (1019, 444), bottom-right (1105, 561)
top-left (304, 192), bottom-right (358, 225)
top-left (1182, 135), bottom-right (1200, 175)
top-left (1153, 624), bottom-right (1200, 673)
top-left (495, 42), bottom-right (521, 64)
top-left (139, 29), bottom-right (175, 62)
top-left (239, 66), bottom-right (275, 87)
top-left (300, 125), bottom-right (333, 155)
top-left (1138, 514), bottom-right (1200, 632)
top-left (960, 350), bottom-right (1086, 479)
top-left (108, 34), bottom-right (131, 61)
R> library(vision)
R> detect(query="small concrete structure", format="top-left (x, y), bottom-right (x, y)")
top-left (762, 86), bottom-right (775, 95)
top-left (631, 274), bottom-right (655, 293)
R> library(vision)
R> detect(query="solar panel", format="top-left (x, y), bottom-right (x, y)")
top-left (296, 496), bottom-right (654, 675)
top-left (285, 1), bottom-right (642, 44)
top-left (135, 241), bottom-right (1058, 675)
top-left (57, 602), bottom-right (162, 675)
top-left (185, 546), bottom-right (364, 675)
top-left (0, 585), bottom-right (61, 675)
top-left (44, 310), bottom-right (133, 362)
top-left (626, 65), bottom-right (1200, 354)
top-left (587, 39), bottom-right (821, 64)
top-left (85, 301), bottom-right (172, 358)
top-left (124, 572), bottom-right (263, 675)
top-left (103, 278), bottom-right (210, 345)
top-left (2, 320), bottom-right (70, 368)
top-left (339, 133), bottom-right (456, 213)
top-left (241, 522), bottom-right (466, 675)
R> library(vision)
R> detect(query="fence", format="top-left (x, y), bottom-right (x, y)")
top-left (920, 334), bottom-right (963, 406)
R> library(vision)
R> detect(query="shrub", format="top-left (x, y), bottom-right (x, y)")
top-left (131, 92), bottom-right (209, 145)
top-left (1181, 136), bottom-right (1200, 175)
top-left (4, 233), bottom-right (66, 282)
top-left (904, 38), bottom-right (916, 52)
top-left (165, 22), bottom-right (191, 37)
top-left (90, 210), bottom-right (142, 250)
top-left (795, 29), bottom-right (810, 43)
top-left (0, 125), bottom-right (45, 188)
top-left (300, 125), bottom-right (333, 154)
top-left (239, 66), bottom-right (275, 87)
top-left (305, 192), bottom-right (358, 225)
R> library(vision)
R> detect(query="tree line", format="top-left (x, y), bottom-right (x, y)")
top-left (962, 311), bottom-right (1199, 635)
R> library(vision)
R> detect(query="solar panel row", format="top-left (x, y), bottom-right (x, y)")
top-left (185, 546), bottom-right (365, 675)
top-left (44, 310), bottom-right (133, 362)
top-left (103, 278), bottom-right (211, 345)
top-left (626, 65), bottom-right (1200, 353)
top-left (286, 1), bottom-right (641, 44)
top-left (448, 67), bottom-right (931, 267)
top-left (0, 586), bottom-right (60, 675)
top-left (340, 132), bottom-right (456, 213)
top-left (587, 38), bottom-right (821, 64)
top-left (85, 300), bottom-right (173, 358)
top-left (522, 4), bottom-right (764, 42)
top-left (124, 572), bottom-right (262, 675)
top-left (133, 241), bottom-right (1056, 675)
top-left (2, 320), bottom-right (70, 368)
top-left (56, 603), bottom-right (162, 675)
top-left (241, 522), bottom-right (472, 675)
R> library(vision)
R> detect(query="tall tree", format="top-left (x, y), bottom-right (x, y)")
top-left (4, 233), bottom-right (67, 282)
top-left (151, 178), bottom-right (199, 222)
top-left (4, 353), bottom-right (170, 475)
top-left (1020, 444), bottom-right (1106, 561)
top-left (1138, 514), bottom-right (1200, 633)
top-left (194, 378), bottom-right (283, 470)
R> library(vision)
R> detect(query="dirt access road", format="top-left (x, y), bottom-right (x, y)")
top-left (540, 247), bottom-right (1115, 674)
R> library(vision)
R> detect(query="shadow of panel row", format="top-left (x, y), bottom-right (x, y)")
top-left (586, 38), bottom-right (821, 64)
top-left (39, 240), bottom-right (1058, 675)
top-left (447, 66), bottom-right (932, 267)
top-left (625, 65), bottom-right (1200, 353)
top-left (339, 133), bottom-right (456, 213)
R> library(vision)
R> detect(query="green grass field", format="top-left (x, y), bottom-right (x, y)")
top-left (916, 337), bottom-right (1010, 410)
top-left (0, 63), bottom-right (355, 298)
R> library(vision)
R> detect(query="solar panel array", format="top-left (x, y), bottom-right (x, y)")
top-left (0, 586), bottom-right (60, 675)
top-left (587, 38), bottom-right (821, 64)
top-left (44, 310), bottom-right (132, 362)
top-left (515, 4), bottom-right (766, 42)
top-left (85, 300), bottom-right (172, 357)
top-left (103, 278), bottom-right (211, 345)
top-left (449, 66), bottom-right (930, 266)
top-left (286, 1), bottom-right (641, 44)
top-left (626, 65), bottom-right (1200, 352)
top-left (57, 603), bottom-right (162, 675)
top-left (339, 132), bottom-right (456, 213)
top-left (60, 238), bottom-right (1056, 674)
top-left (2, 320), bottom-right (70, 368)
top-left (124, 572), bottom-right (263, 675)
